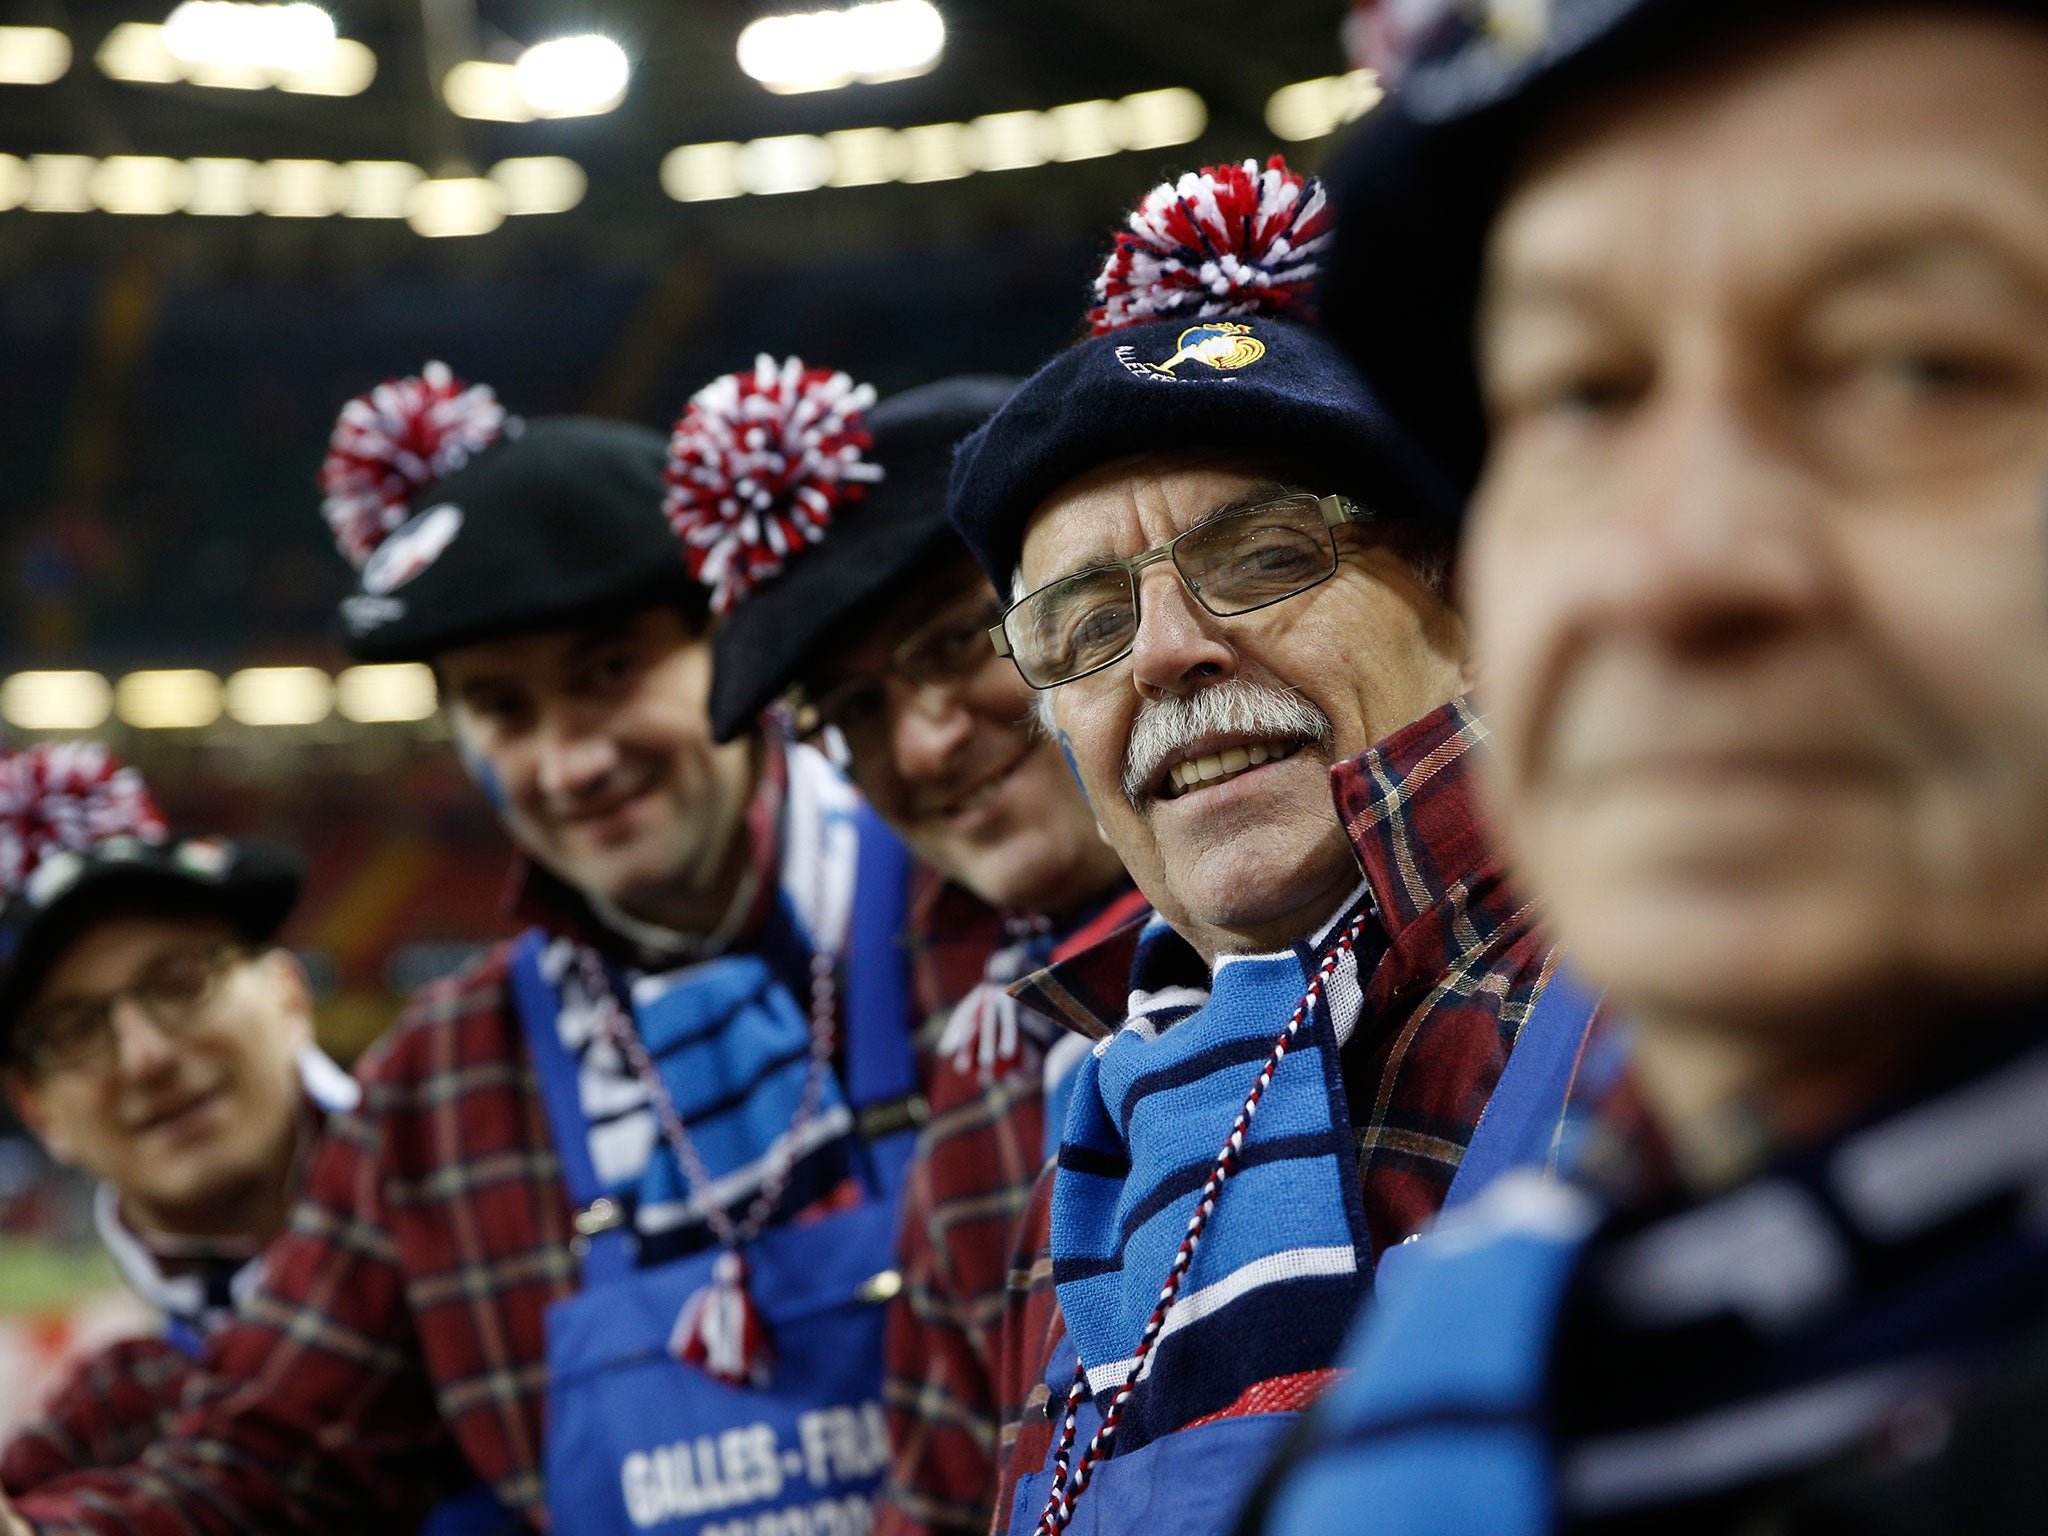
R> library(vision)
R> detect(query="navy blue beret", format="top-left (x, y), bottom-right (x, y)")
top-left (948, 316), bottom-right (1456, 588)
top-left (1321, 0), bottom-right (2048, 498)
top-left (947, 157), bottom-right (1460, 588)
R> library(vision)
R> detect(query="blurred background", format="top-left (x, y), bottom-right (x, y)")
top-left (0, 0), bottom-right (1373, 1419)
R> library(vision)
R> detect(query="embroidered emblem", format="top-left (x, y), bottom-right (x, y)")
top-left (360, 503), bottom-right (464, 596)
top-left (1116, 322), bottom-right (1267, 383)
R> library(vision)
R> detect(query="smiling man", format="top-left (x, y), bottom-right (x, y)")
top-left (699, 372), bottom-right (1141, 1536)
top-left (943, 158), bottom-right (1598, 1536)
top-left (1241, 2), bottom-right (2048, 1531)
top-left (0, 743), bottom-right (355, 1497)
top-left (0, 363), bottom-right (927, 1536)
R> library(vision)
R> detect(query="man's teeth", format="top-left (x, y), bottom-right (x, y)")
top-left (1165, 741), bottom-right (1297, 796)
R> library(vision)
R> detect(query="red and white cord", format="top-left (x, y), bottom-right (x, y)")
top-left (1033, 911), bottom-right (1369, 1536)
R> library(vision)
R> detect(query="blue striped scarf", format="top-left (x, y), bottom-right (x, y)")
top-left (1050, 887), bottom-right (1383, 1449)
top-left (548, 742), bottom-right (867, 1267)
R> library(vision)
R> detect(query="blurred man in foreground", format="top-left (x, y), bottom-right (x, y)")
top-left (1247, 2), bottom-right (2048, 1530)
top-left (701, 372), bottom-right (1141, 1536)
top-left (0, 743), bottom-right (352, 1494)
top-left (945, 157), bottom-right (1597, 1536)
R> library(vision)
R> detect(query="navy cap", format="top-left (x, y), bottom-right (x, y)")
top-left (0, 744), bottom-right (301, 1051)
top-left (1321, 0), bottom-right (2048, 497)
top-left (947, 157), bottom-right (1459, 588)
top-left (321, 366), bottom-right (700, 663)
top-left (707, 374), bottom-right (1017, 743)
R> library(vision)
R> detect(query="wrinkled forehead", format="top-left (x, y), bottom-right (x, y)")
top-left (1483, 7), bottom-right (2048, 326)
top-left (1016, 452), bottom-right (1304, 587)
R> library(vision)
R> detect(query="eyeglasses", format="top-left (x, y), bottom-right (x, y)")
top-left (792, 589), bottom-right (1009, 759)
top-left (991, 492), bottom-right (1377, 690)
top-left (12, 943), bottom-right (248, 1081)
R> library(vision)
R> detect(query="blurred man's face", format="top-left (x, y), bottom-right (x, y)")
top-left (1467, 9), bottom-right (2048, 1053)
top-left (10, 913), bottom-right (312, 1239)
top-left (804, 554), bottom-right (1127, 918)
top-left (441, 606), bottom-right (757, 928)
top-left (1024, 458), bottom-right (1465, 961)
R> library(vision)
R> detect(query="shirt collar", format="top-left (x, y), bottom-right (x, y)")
top-left (1011, 695), bottom-right (1508, 1041)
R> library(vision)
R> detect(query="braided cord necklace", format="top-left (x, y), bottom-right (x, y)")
top-left (1033, 911), bottom-right (1370, 1536)
top-left (577, 941), bottom-right (839, 1384)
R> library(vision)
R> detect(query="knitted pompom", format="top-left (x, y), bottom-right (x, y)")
top-left (664, 355), bottom-right (882, 615)
top-left (1089, 155), bottom-right (1332, 336)
top-left (319, 361), bottom-right (514, 571)
top-left (0, 743), bottom-right (166, 898)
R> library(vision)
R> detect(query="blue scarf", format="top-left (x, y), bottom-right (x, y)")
top-left (548, 742), bottom-right (868, 1267)
top-left (1050, 887), bottom-right (1383, 1450)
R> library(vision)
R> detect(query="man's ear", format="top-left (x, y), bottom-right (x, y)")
top-left (259, 947), bottom-right (317, 1052)
top-left (7, 1075), bottom-right (66, 1163)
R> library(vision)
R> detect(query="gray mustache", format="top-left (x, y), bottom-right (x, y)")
top-left (1121, 680), bottom-right (1333, 805)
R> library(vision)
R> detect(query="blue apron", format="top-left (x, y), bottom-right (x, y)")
top-left (1005, 966), bottom-right (1601, 1536)
top-left (514, 805), bottom-right (919, 1536)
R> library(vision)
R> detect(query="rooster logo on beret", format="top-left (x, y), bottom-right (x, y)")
top-left (1145, 322), bottom-right (1268, 375)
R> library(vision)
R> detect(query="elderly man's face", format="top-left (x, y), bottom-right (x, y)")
top-left (1467, 9), bottom-right (2048, 1050)
top-left (1023, 458), bottom-right (1465, 960)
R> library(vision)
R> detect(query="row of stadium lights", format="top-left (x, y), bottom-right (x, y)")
top-left (0, 665), bottom-right (439, 733)
top-left (0, 153), bottom-right (584, 235)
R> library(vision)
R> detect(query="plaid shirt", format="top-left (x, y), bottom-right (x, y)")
top-left (878, 882), bottom-right (1148, 1536)
top-left (11, 741), bottom-right (925, 1535)
top-left (986, 697), bottom-right (1564, 1535)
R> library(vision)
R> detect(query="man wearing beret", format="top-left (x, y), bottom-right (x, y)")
top-left (698, 372), bottom-right (1143, 1536)
top-left (0, 743), bottom-right (354, 1495)
top-left (1, 364), bottom-right (928, 1536)
top-left (945, 157), bottom-right (1599, 1536)
top-left (1243, 2), bottom-right (2048, 1531)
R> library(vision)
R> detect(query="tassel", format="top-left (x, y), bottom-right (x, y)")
top-left (671, 1250), bottom-right (775, 1387)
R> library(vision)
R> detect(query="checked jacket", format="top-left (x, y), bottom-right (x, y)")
top-left (7, 740), bottom-right (933, 1535)
top-left (985, 696), bottom-right (1570, 1535)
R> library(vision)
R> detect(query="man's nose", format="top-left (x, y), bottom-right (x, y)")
top-left (890, 682), bottom-right (975, 785)
top-left (534, 703), bottom-right (623, 802)
top-left (1605, 381), bottom-right (1841, 651)
top-left (1128, 564), bottom-right (1237, 699)
top-left (109, 999), bottom-right (181, 1083)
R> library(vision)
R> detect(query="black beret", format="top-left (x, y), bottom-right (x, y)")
top-left (946, 315), bottom-right (1456, 588)
top-left (337, 417), bottom-right (698, 663)
top-left (0, 834), bottom-right (302, 1053)
top-left (707, 375), bottom-right (1017, 743)
top-left (1320, 0), bottom-right (2048, 499)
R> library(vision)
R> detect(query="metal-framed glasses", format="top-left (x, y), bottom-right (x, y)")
top-left (12, 942), bottom-right (248, 1080)
top-left (791, 588), bottom-right (1009, 759)
top-left (991, 492), bottom-right (1375, 690)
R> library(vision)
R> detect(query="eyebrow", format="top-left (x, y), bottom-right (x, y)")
top-left (1046, 481), bottom-right (1304, 582)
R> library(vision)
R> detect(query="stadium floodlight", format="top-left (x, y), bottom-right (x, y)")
top-left (490, 157), bottom-right (587, 215)
top-left (513, 35), bottom-right (629, 118)
top-left (406, 176), bottom-right (506, 237)
top-left (738, 0), bottom-right (944, 94)
top-left (162, 2), bottom-right (336, 88)
top-left (1264, 70), bottom-right (1383, 142)
top-left (225, 666), bottom-right (333, 726)
top-left (0, 27), bottom-right (72, 85)
top-left (115, 670), bottom-right (224, 730)
top-left (89, 156), bottom-right (192, 215)
top-left (0, 672), bottom-right (112, 732)
top-left (336, 663), bottom-right (438, 724)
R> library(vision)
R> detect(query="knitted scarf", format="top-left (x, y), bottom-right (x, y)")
top-left (1050, 886), bottom-right (1383, 1451)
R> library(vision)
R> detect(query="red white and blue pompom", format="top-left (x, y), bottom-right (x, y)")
top-left (319, 361), bottom-right (515, 571)
top-left (664, 355), bottom-right (882, 615)
top-left (0, 743), bottom-right (166, 899)
top-left (1089, 156), bottom-right (1332, 337)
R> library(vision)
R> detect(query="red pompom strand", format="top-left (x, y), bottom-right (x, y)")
top-left (664, 355), bottom-right (882, 615)
top-left (319, 361), bottom-right (514, 571)
top-left (0, 743), bottom-right (166, 899)
top-left (1089, 155), bottom-right (1332, 336)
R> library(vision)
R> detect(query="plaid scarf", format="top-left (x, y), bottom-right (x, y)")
top-left (1049, 884), bottom-right (1384, 1451)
